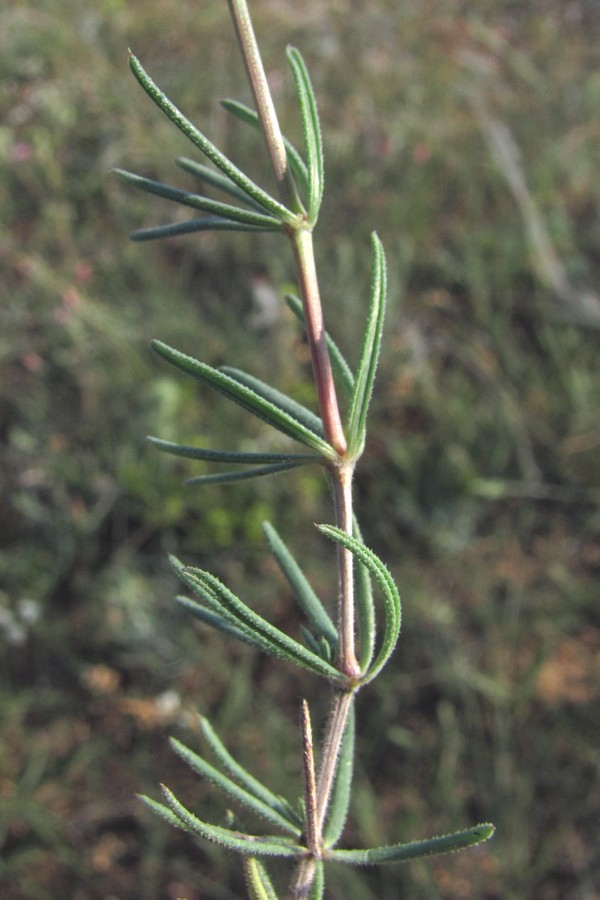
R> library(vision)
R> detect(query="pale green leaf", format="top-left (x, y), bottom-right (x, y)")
top-left (328, 823), bottom-right (495, 865)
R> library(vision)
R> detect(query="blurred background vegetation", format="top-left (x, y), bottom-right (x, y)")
top-left (1, 0), bottom-right (599, 897)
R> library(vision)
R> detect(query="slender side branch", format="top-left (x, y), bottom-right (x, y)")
top-left (290, 229), bottom-right (347, 456)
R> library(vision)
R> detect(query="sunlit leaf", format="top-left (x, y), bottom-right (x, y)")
top-left (128, 53), bottom-right (297, 224)
top-left (346, 233), bottom-right (387, 458)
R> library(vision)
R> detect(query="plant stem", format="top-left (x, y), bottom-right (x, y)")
top-left (227, 0), bottom-right (300, 210)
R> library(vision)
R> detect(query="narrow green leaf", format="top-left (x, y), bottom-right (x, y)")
top-left (328, 823), bottom-right (496, 865)
top-left (176, 595), bottom-right (263, 647)
top-left (139, 793), bottom-right (188, 830)
top-left (175, 560), bottom-right (345, 682)
top-left (323, 701), bottom-right (355, 847)
top-left (113, 168), bottom-right (282, 228)
top-left (177, 156), bottom-right (268, 212)
top-left (346, 233), bottom-right (387, 458)
top-left (130, 217), bottom-right (273, 241)
top-left (148, 436), bottom-right (318, 466)
top-left (309, 862), bottom-right (325, 899)
top-left (353, 517), bottom-right (376, 673)
top-left (151, 341), bottom-right (336, 459)
top-left (170, 738), bottom-right (301, 836)
top-left (286, 47), bottom-right (324, 222)
top-left (285, 294), bottom-right (355, 398)
top-left (244, 858), bottom-right (280, 900)
top-left (185, 461), bottom-right (308, 485)
top-left (262, 521), bottom-right (337, 650)
top-left (316, 525), bottom-right (401, 684)
top-left (128, 53), bottom-right (297, 224)
top-left (220, 367), bottom-right (324, 439)
top-left (160, 785), bottom-right (307, 858)
top-left (200, 718), bottom-right (302, 829)
top-left (221, 98), bottom-right (310, 203)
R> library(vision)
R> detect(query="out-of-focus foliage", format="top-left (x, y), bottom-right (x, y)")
top-left (1, 0), bottom-right (598, 897)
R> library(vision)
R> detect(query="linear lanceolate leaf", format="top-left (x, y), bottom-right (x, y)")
top-left (327, 823), bottom-right (496, 865)
top-left (169, 738), bottom-right (301, 836)
top-left (176, 594), bottom-right (263, 647)
top-left (244, 858), bottom-right (279, 900)
top-left (353, 517), bottom-right (376, 673)
top-left (220, 367), bottom-right (324, 438)
top-left (177, 156), bottom-right (268, 212)
top-left (316, 525), bottom-right (401, 684)
top-left (346, 233), bottom-right (387, 459)
top-left (151, 341), bottom-right (336, 459)
top-left (323, 701), bottom-right (355, 847)
top-left (128, 53), bottom-right (297, 224)
top-left (130, 218), bottom-right (271, 241)
top-left (185, 461), bottom-right (308, 485)
top-left (285, 294), bottom-right (355, 399)
top-left (200, 718), bottom-right (303, 829)
top-left (160, 785), bottom-right (307, 858)
top-left (147, 436), bottom-right (318, 466)
top-left (113, 169), bottom-right (282, 229)
top-left (309, 862), bottom-right (325, 900)
top-left (175, 559), bottom-right (345, 682)
top-left (262, 521), bottom-right (338, 650)
top-left (286, 47), bottom-right (324, 222)
top-left (221, 99), bottom-right (310, 203)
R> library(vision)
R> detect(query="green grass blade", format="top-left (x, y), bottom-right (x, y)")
top-left (113, 168), bottom-right (282, 228)
top-left (128, 53), bottom-right (297, 224)
top-left (346, 233), bottom-right (387, 458)
top-left (200, 718), bottom-right (303, 829)
top-left (176, 156), bottom-right (268, 212)
top-left (220, 367), bottom-right (324, 438)
top-left (262, 521), bottom-right (338, 650)
top-left (221, 98), bottom-right (310, 204)
top-left (244, 858), bottom-right (280, 900)
top-left (323, 701), bottom-right (355, 847)
top-left (147, 436), bottom-right (318, 465)
top-left (185, 461), bottom-right (308, 485)
top-left (353, 517), bottom-right (376, 673)
top-left (130, 218), bottom-right (274, 241)
top-left (316, 525), bottom-right (401, 684)
top-left (286, 47), bottom-right (324, 223)
top-left (151, 341), bottom-right (336, 459)
top-left (169, 738), bottom-right (301, 836)
top-left (177, 563), bottom-right (345, 682)
top-left (328, 823), bottom-right (496, 865)
top-left (285, 294), bottom-right (355, 398)
top-left (160, 785), bottom-right (307, 858)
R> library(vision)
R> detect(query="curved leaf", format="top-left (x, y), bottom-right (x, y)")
top-left (328, 823), bottom-right (495, 865)
top-left (316, 525), bottom-right (401, 684)
top-left (160, 785), bottom-right (307, 858)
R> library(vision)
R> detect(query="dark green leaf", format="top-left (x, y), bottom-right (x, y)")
top-left (177, 156), bottom-right (268, 212)
top-left (323, 701), bottom-right (355, 847)
top-left (176, 594), bottom-right (261, 646)
top-left (262, 521), bottom-right (337, 650)
top-left (220, 367), bottom-right (324, 438)
top-left (328, 823), bottom-right (496, 865)
top-left (113, 168), bottom-right (282, 228)
top-left (151, 341), bottom-right (336, 459)
top-left (130, 218), bottom-right (273, 241)
top-left (128, 53), bottom-right (297, 224)
top-left (353, 517), bottom-right (376, 673)
top-left (316, 525), bottom-right (401, 684)
top-left (147, 436), bottom-right (318, 466)
top-left (346, 233), bottom-right (387, 458)
top-left (200, 718), bottom-right (303, 829)
top-left (185, 461), bottom-right (308, 485)
top-left (170, 738), bottom-right (301, 836)
top-left (285, 294), bottom-right (355, 399)
top-left (309, 862), bottom-right (325, 899)
top-left (160, 785), bottom-right (307, 857)
top-left (221, 98), bottom-right (310, 203)
top-left (286, 47), bottom-right (324, 223)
